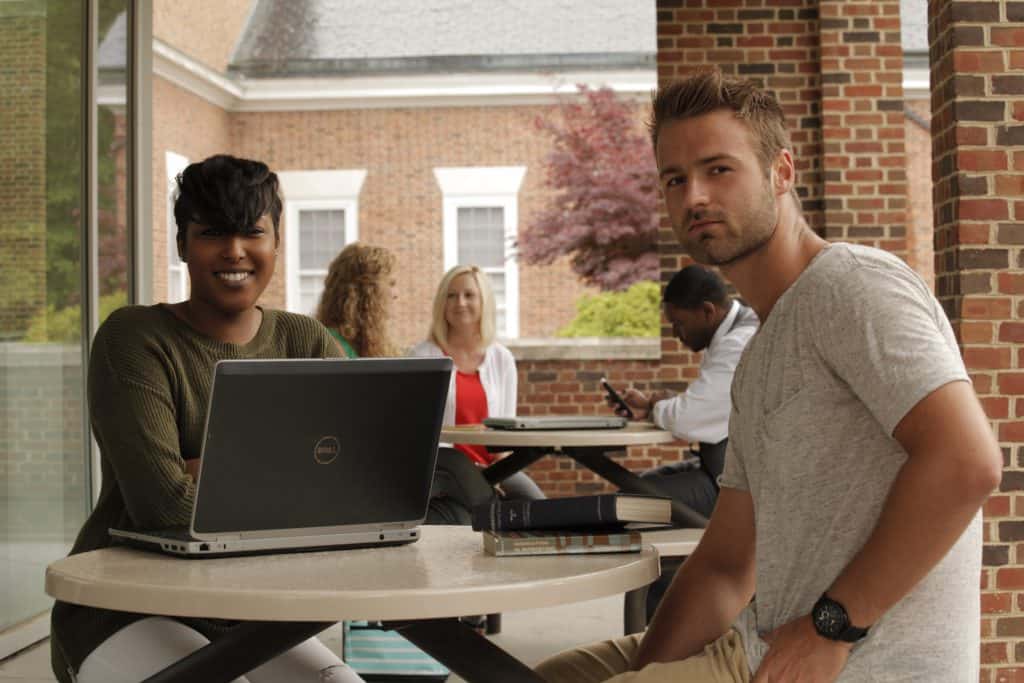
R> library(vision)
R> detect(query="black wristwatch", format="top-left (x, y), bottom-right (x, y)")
top-left (811, 593), bottom-right (869, 643)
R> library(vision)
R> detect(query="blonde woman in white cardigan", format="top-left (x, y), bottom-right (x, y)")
top-left (410, 265), bottom-right (544, 501)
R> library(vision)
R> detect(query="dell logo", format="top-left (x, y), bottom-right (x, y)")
top-left (313, 436), bottom-right (340, 465)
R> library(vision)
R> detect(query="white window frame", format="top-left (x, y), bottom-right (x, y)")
top-left (277, 170), bottom-right (367, 314)
top-left (165, 151), bottom-right (190, 303)
top-left (434, 166), bottom-right (526, 338)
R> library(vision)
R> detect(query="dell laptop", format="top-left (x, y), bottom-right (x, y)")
top-left (110, 357), bottom-right (452, 557)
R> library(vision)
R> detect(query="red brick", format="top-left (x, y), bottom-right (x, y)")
top-left (964, 150), bottom-right (1011, 172)
top-left (1000, 422), bottom-right (1024, 441)
top-left (955, 51), bottom-right (1007, 72)
top-left (999, 373), bottom-right (1024, 395)
top-left (1000, 324), bottom-right (1024, 343)
top-left (996, 567), bottom-right (1024, 589)
top-left (982, 640), bottom-right (1009, 663)
top-left (996, 175), bottom-right (1024, 195)
top-left (987, 495), bottom-right (1012, 517)
top-left (993, 28), bottom-right (1024, 48)
top-left (998, 273), bottom-right (1024, 294)
top-left (995, 668), bottom-right (1024, 682)
top-left (964, 347), bottom-right (1013, 370)
top-left (963, 297), bottom-right (1014, 320)
top-left (981, 397), bottom-right (1010, 419)
top-left (962, 321), bottom-right (996, 344)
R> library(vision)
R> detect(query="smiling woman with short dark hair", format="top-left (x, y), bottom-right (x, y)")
top-left (50, 155), bottom-right (363, 683)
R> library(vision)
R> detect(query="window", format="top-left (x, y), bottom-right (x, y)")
top-left (277, 170), bottom-right (366, 315)
top-left (434, 166), bottom-right (526, 338)
top-left (165, 151), bottom-right (189, 303)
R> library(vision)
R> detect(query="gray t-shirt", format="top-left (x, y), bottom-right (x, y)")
top-left (722, 244), bottom-right (978, 681)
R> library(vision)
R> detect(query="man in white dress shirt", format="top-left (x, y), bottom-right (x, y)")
top-left (613, 264), bottom-right (758, 519)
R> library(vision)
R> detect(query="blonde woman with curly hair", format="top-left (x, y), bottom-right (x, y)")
top-left (410, 264), bottom-right (544, 501)
top-left (315, 242), bottom-right (398, 358)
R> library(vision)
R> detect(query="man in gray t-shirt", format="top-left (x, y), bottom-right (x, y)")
top-left (536, 72), bottom-right (1001, 683)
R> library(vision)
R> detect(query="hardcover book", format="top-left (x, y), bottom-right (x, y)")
top-left (481, 529), bottom-right (642, 556)
top-left (471, 493), bottom-right (671, 532)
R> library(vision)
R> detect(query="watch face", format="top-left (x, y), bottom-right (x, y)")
top-left (813, 598), bottom-right (849, 638)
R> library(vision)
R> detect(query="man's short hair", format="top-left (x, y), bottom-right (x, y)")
top-left (663, 265), bottom-right (728, 310)
top-left (648, 70), bottom-right (793, 176)
top-left (172, 154), bottom-right (283, 249)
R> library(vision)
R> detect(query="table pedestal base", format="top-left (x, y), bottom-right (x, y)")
top-left (394, 618), bottom-right (544, 682)
top-left (140, 618), bottom-right (545, 683)
top-left (142, 620), bottom-right (332, 683)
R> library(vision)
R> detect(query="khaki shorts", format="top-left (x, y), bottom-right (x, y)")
top-left (535, 629), bottom-right (750, 683)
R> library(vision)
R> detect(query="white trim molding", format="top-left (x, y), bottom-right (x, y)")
top-left (152, 38), bottom-right (653, 111)
top-left (277, 170), bottom-right (367, 314)
top-left (153, 40), bottom-right (242, 109)
top-left (435, 166), bottom-right (526, 338)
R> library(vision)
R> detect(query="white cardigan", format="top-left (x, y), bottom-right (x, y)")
top-left (408, 340), bottom-right (518, 427)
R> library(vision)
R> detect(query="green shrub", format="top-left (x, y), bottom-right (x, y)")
top-left (558, 281), bottom-right (659, 337)
top-left (23, 291), bottom-right (128, 343)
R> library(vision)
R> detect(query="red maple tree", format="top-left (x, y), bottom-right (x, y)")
top-left (519, 86), bottom-right (659, 291)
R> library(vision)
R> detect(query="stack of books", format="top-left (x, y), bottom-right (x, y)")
top-left (471, 493), bottom-right (671, 556)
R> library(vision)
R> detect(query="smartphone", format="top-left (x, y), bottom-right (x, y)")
top-left (601, 377), bottom-right (634, 419)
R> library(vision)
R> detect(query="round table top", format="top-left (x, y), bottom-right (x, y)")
top-left (440, 421), bottom-right (678, 448)
top-left (45, 526), bottom-right (659, 622)
top-left (640, 527), bottom-right (703, 557)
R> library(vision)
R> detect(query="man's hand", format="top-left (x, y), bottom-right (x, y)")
top-left (611, 388), bottom-right (652, 419)
top-left (752, 615), bottom-right (851, 683)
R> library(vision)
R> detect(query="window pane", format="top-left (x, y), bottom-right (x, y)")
top-left (299, 208), bottom-right (345, 270)
top-left (457, 206), bottom-right (504, 267)
top-left (0, 0), bottom-right (94, 636)
top-left (300, 274), bottom-right (325, 316)
top-left (487, 271), bottom-right (506, 298)
top-left (486, 272), bottom-right (507, 337)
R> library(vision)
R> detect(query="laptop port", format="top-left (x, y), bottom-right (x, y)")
top-left (199, 543), bottom-right (210, 551)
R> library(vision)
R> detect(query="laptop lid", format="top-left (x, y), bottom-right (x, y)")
top-left (190, 357), bottom-right (451, 540)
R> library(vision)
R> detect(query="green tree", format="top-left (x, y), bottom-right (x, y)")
top-left (558, 281), bottom-right (660, 338)
top-left (23, 290), bottom-right (127, 343)
top-left (44, 2), bottom-right (124, 313)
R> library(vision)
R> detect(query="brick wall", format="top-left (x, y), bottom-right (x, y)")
top-left (512, 344), bottom-right (693, 496)
top-left (928, 0), bottom-right (1024, 677)
top-left (820, 0), bottom-right (908, 256)
top-left (0, 3), bottom-right (46, 340)
top-left (228, 104), bottom-right (606, 346)
top-left (151, 77), bottom-right (233, 304)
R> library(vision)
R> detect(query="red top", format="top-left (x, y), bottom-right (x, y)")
top-left (453, 370), bottom-right (492, 466)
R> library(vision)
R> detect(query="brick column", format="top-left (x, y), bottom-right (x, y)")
top-left (819, 0), bottom-right (908, 257)
top-left (928, 0), bottom-right (1024, 678)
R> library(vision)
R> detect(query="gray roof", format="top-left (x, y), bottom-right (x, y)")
top-left (97, 11), bottom-right (127, 71)
top-left (230, 0), bottom-right (656, 77)
top-left (900, 0), bottom-right (928, 53)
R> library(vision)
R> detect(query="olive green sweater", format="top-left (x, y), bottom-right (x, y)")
top-left (51, 305), bottom-right (340, 682)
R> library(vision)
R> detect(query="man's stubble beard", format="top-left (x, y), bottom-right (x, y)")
top-left (681, 181), bottom-right (779, 267)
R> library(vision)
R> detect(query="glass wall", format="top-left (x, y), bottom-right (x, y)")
top-left (0, 0), bottom-right (129, 651)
